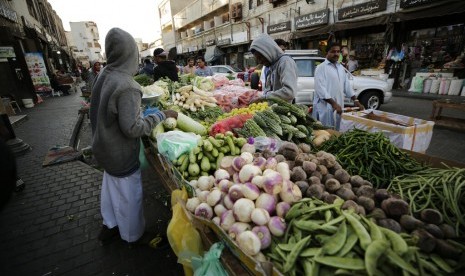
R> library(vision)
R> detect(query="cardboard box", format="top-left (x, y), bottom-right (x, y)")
top-left (340, 110), bottom-right (435, 153)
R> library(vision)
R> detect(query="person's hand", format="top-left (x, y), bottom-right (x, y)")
top-left (163, 110), bottom-right (178, 119)
top-left (332, 102), bottom-right (343, 114)
top-left (355, 100), bottom-right (365, 111)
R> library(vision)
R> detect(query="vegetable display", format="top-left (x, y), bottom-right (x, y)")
top-left (267, 197), bottom-right (457, 276)
top-left (389, 166), bottom-right (465, 236)
top-left (320, 129), bottom-right (424, 188)
top-left (142, 75), bottom-right (465, 275)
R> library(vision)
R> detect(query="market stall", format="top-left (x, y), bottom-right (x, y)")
top-left (139, 74), bottom-right (465, 276)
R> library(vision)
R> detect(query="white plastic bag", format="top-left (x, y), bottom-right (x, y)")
top-left (157, 131), bottom-right (201, 161)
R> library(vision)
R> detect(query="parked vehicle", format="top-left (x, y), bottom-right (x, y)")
top-left (210, 65), bottom-right (244, 79)
top-left (250, 50), bottom-right (392, 110)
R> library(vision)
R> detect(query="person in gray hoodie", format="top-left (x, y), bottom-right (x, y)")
top-left (249, 34), bottom-right (298, 102)
top-left (90, 28), bottom-right (177, 245)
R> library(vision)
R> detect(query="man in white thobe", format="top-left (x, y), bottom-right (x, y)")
top-left (312, 42), bottom-right (364, 130)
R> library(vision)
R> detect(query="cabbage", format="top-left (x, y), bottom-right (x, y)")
top-left (193, 76), bottom-right (215, 92)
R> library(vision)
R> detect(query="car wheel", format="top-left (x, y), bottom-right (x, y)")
top-left (250, 73), bottom-right (259, 89)
top-left (360, 90), bottom-right (382, 110)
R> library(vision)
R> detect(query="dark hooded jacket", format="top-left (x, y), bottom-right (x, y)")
top-left (153, 60), bottom-right (179, 82)
top-left (90, 28), bottom-right (165, 177)
top-left (249, 34), bottom-right (297, 102)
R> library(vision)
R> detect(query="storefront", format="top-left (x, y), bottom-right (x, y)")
top-left (391, 0), bottom-right (465, 89)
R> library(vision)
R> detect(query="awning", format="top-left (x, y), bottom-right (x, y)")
top-left (392, 0), bottom-right (465, 22)
top-left (293, 15), bottom-right (390, 39)
top-left (204, 46), bottom-right (224, 63)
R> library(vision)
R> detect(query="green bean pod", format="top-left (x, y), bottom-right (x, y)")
top-left (365, 240), bottom-right (388, 276)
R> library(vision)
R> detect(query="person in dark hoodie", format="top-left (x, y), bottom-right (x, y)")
top-left (90, 28), bottom-right (178, 245)
top-left (249, 34), bottom-right (298, 102)
top-left (152, 48), bottom-right (179, 82)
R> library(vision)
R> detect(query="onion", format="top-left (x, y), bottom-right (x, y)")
top-left (198, 176), bottom-right (212, 191)
top-left (241, 143), bottom-right (256, 154)
top-left (252, 225), bottom-right (272, 249)
top-left (220, 210), bottom-right (235, 231)
top-left (262, 171), bottom-right (283, 195)
top-left (195, 203), bottom-right (213, 219)
top-left (251, 208), bottom-right (271, 226)
top-left (251, 175), bottom-right (265, 189)
top-left (279, 180), bottom-right (302, 204)
top-left (233, 198), bottom-right (255, 223)
top-left (240, 152), bottom-right (254, 164)
top-left (186, 197), bottom-right (201, 213)
top-left (255, 193), bottom-right (277, 215)
top-left (253, 157), bottom-right (267, 170)
top-left (239, 164), bottom-right (262, 183)
top-left (232, 156), bottom-right (247, 172)
top-left (207, 189), bottom-right (223, 206)
top-left (268, 216), bottom-right (286, 237)
top-left (228, 184), bottom-right (244, 202)
top-left (217, 179), bottom-right (231, 193)
top-left (228, 222), bottom-right (251, 240)
top-left (197, 191), bottom-right (210, 203)
top-left (214, 169), bottom-right (230, 183)
top-left (265, 157), bottom-right (278, 170)
top-left (242, 182), bottom-right (260, 200)
top-left (237, 231), bottom-right (261, 256)
top-left (223, 194), bottom-right (234, 209)
top-left (276, 202), bottom-right (291, 218)
top-left (214, 204), bottom-right (227, 217)
top-left (212, 216), bottom-right (220, 225)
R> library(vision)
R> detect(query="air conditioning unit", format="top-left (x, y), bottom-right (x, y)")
top-left (231, 3), bottom-right (242, 19)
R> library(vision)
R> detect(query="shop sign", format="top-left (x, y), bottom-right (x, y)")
top-left (206, 39), bottom-right (216, 46)
top-left (0, 47), bottom-right (16, 58)
top-left (25, 52), bottom-right (52, 93)
top-left (295, 9), bottom-right (329, 30)
top-left (0, 2), bottom-right (18, 22)
top-left (338, 0), bottom-right (387, 20)
top-left (267, 21), bottom-right (291, 34)
top-left (400, 0), bottom-right (436, 9)
top-left (217, 38), bottom-right (231, 46)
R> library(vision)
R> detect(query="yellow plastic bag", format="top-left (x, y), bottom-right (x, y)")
top-left (167, 187), bottom-right (203, 276)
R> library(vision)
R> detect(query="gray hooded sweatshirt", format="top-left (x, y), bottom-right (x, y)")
top-left (249, 34), bottom-right (297, 102)
top-left (90, 28), bottom-right (165, 177)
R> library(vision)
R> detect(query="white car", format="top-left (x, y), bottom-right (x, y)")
top-left (210, 65), bottom-right (244, 79)
top-left (288, 50), bottom-right (392, 110)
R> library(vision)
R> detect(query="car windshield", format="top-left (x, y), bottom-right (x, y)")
top-left (295, 60), bottom-right (315, 77)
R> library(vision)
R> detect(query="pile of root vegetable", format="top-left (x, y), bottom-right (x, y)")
top-left (182, 138), bottom-right (464, 275)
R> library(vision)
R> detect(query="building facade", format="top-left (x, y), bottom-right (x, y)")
top-left (158, 0), bottom-right (464, 88)
top-left (0, 0), bottom-right (71, 104)
top-left (69, 21), bottom-right (103, 66)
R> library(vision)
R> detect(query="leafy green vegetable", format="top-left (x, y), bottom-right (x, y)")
top-left (134, 74), bottom-right (154, 86)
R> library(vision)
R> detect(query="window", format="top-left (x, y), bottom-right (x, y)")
top-left (249, 0), bottom-right (253, 10)
top-left (26, 0), bottom-right (38, 20)
top-left (295, 60), bottom-right (315, 77)
top-left (257, 0), bottom-right (263, 6)
top-left (211, 67), bottom-right (219, 73)
top-left (219, 67), bottom-right (229, 73)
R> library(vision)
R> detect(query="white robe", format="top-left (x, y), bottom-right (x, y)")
top-left (312, 59), bottom-right (354, 130)
top-left (101, 169), bottom-right (145, 242)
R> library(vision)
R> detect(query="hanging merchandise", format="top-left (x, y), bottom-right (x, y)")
top-left (430, 79), bottom-right (440, 94)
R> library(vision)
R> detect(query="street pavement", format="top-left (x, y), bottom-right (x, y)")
top-left (0, 91), bottom-right (183, 275)
top-left (1, 87), bottom-right (464, 276)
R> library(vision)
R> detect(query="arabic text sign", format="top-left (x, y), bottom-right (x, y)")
top-left (267, 21), bottom-right (291, 34)
top-left (0, 47), bottom-right (15, 58)
top-left (338, 0), bottom-right (387, 20)
top-left (400, 0), bottom-right (436, 9)
top-left (295, 9), bottom-right (329, 30)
